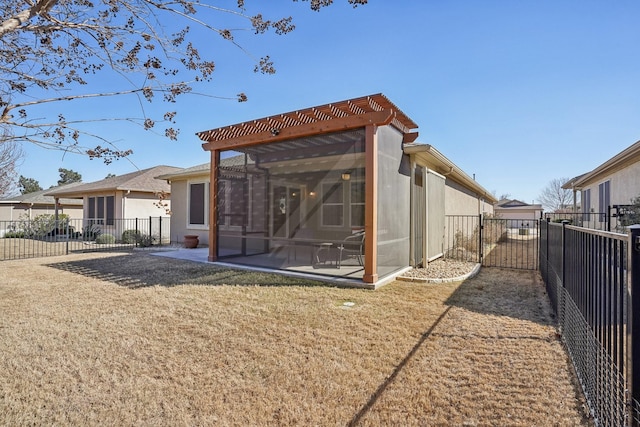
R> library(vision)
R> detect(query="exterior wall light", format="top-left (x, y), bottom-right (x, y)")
top-left (341, 171), bottom-right (351, 181)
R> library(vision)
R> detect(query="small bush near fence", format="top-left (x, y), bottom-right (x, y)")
top-left (121, 230), bottom-right (154, 247)
top-left (95, 234), bottom-right (116, 244)
top-left (446, 215), bottom-right (507, 261)
top-left (1, 216), bottom-right (171, 261)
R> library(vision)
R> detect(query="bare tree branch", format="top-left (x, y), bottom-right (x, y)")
top-left (0, 0), bottom-right (365, 162)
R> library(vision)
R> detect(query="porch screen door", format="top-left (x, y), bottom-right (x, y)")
top-left (272, 185), bottom-right (301, 238)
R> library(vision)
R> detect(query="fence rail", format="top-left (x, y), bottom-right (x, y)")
top-left (0, 217), bottom-right (171, 261)
top-left (540, 219), bottom-right (640, 426)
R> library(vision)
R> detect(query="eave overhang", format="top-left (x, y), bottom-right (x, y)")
top-left (563, 139), bottom-right (640, 190)
top-left (403, 143), bottom-right (498, 204)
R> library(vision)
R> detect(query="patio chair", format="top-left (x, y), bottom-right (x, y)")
top-left (337, 231), bottom-right (365, 268)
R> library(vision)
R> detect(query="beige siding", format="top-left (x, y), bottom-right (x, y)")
top-left (123, 191), bottom-right (170, 218)
top-left (445, 180), bottom-right (493, 216)
top-left (0, 204), bottom-right (83, 222)
top-left (168, 177), bottom-right (210, 245)
top-left (583, 162), bottom-right (640, 210)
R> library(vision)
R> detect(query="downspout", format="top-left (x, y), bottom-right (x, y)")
top-left (409, 155), bottom-right (415, 266)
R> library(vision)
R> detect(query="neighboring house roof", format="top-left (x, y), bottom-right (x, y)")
top-left (403, 143), bottom-right (498, 204)
top-left (496, 199), bottom-right (542, 209)
top-left (563, 139), bottom-right (640, 190)
top-left (46, 165), bottom-right (181, 198)
top-left (155, 154), bottom-right (248, 181)
top-left (0, 184), bottom-right (84, 206)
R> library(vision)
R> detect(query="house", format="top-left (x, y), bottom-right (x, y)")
top-left (0, 185), bottom-right (84, 235)
top-left (494, 199), bottom-right (542, 228)
top-left (184, 94), bottom-right (495, 287)
top-left (46, 165), bottom-right (180, 240)
top-left (563, 139), bottom-right (640, 230)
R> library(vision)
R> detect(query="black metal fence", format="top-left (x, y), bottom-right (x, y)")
top-left (444, 215), bottom-right (539, 270)
top-left (0, 217), bottom-right (171, 261)
top-left (540, 219), bottom-right (640, 426)
top-left (444, 215), bottom-right (481, 263)
top-left (546, 205), bottom-right (640, 233)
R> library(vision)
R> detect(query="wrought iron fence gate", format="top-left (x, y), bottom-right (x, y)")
top-left (481, 217), bottom-right (539, 270)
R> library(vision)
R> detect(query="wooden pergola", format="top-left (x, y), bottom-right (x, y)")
top-left (197, 94), bottom-right (418, 283)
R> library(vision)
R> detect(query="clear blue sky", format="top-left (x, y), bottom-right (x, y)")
top-left (17, 0), bottom-right (640, 204)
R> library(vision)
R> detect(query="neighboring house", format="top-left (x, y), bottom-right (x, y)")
top-left (184, 93), bottom-right (495, 287)
top-left (46, 165), bottom-right (180, 239)
top-left (155, 162), bottom-right (211, 246)
top-left (563, 139), bottom-right (640, 230)
top-left (494, 199), bottom-right (543, 228)
top-left (0, 185), bottom-right (84, 232)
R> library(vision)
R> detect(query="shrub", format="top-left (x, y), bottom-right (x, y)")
top-left (18, 213), bottom-right (71, 238)
top-left (122, 229), bottom-right (142, 244)
top-left (137, 234), bottom-right (155, 247)
top-left (82, 224), bottom-right (102, 241)
top-left (95, 233), bottom-right (116, 244)
top-left (3, 231), bottom-right (25, 238)
top-left (121, 230), bottom-right (155, 247)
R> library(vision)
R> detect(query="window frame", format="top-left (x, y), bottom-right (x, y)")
top-left (87, 195), bottom-right (115, 225)
top-left (321, 181), bottom-right (345, 228)
top-left (187, 180), bottom-right (209, 229)
top-left (598, 181), bottom-right (610, 223)
top-left (349, 180), bottom-right (365, 229)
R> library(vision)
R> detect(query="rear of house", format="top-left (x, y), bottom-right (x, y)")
top-left (164, 94), bottom-right (495, 287)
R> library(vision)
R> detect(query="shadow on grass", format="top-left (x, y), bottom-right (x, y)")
top-left (45, 253), bottom-right (328, 289)
top-left (444, 267), bottom-right (556, 326)
top-left (348, 267), bottom-right (559, 424)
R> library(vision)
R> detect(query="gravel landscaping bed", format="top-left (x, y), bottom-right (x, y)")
top-left (398, 258), bottom-right (479, 282)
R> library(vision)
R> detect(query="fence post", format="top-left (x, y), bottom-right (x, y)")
top-left (561, 220), bottom-right (570, 290)
top-left (627, 224), bottom-right (640, 425)
top-left (159, 217), bottom-right (162, 247)
top-left (135, 218), bottom-right (139, 248)
top-left (478, 213), bottom-right (483, 264)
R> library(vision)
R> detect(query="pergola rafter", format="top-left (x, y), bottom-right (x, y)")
top-left (197, 94), bottom-right (418, 150)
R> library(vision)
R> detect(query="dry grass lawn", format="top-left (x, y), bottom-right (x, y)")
top-left (0, 252), bottom-right (591, 426)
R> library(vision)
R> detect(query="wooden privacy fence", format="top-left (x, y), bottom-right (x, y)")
top-left (540, 219), bottom-right (640, 426)
top-left (0, 217), bottom-right (171, 261)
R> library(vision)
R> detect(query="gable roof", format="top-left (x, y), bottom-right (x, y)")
top-left (564, 139), bottom-right (640, 189)
top-left (46, 165), bottom-right (181, 198)
top-left (0, 183), bottom-right (84, 206)
top-left (197, 94), bottom-right (419, 151)
top-left (155, 154), bottom-right (248, 181)
top-left (497, 199), bottom-right (536, 208)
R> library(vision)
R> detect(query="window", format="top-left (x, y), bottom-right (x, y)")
top-left (217, 179), bottom-right (246, 229)
top-left (350, 181), bottom-right (365, 228)
top-left (88, 196), bottom-right (115, 225)
top-left (189, 182), bottom-right (208, 227)
top-left (582, 189), bottom-right (591, 222)
top-left (598, 181), bottom-right (610, 223)
top-left (321, 182), bottom-right (344, 227)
